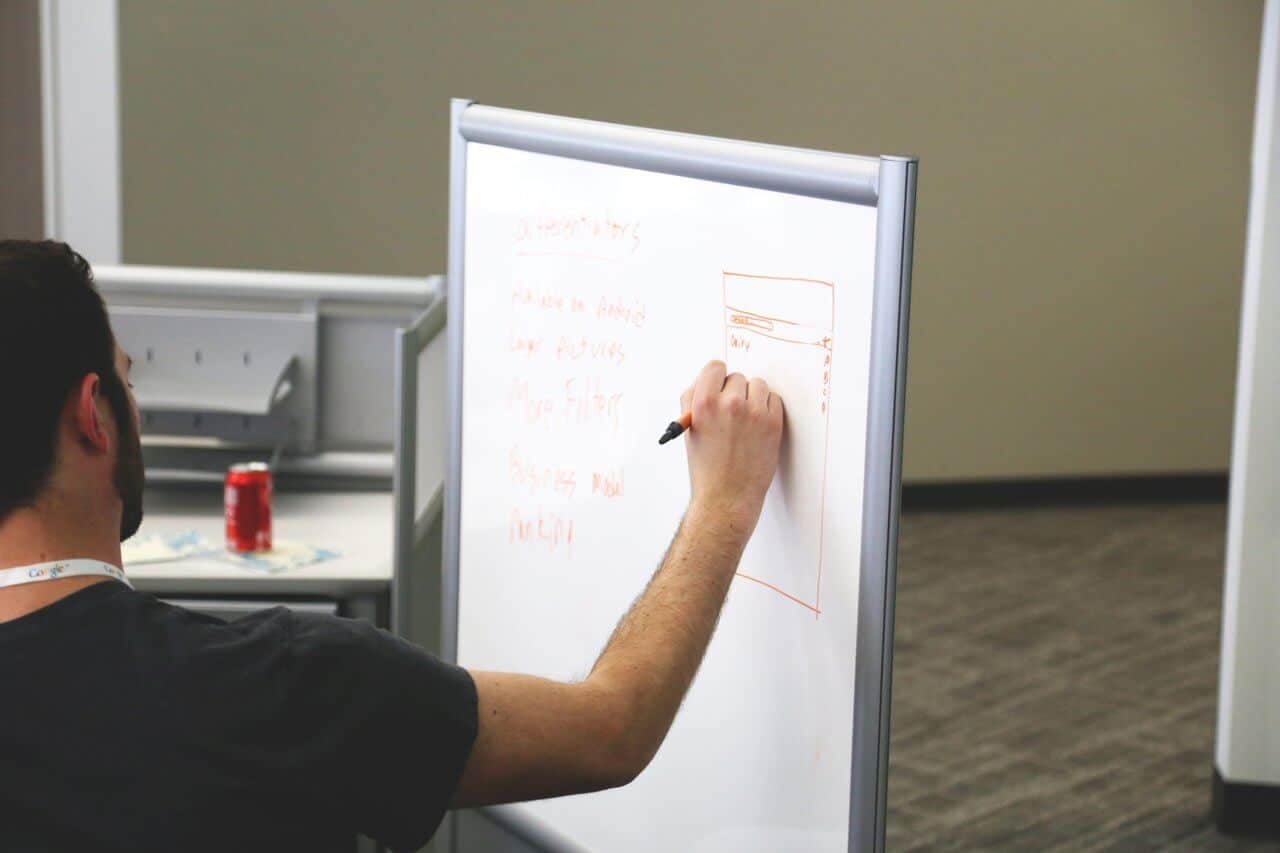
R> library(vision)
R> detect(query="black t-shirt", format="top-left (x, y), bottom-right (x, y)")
top-left (0, 581), bottom-right (478, 852)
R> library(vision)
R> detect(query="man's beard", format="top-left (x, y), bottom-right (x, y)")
top-left (110, 399), bottom-right (145, 542)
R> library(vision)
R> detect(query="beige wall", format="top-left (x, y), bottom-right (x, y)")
top-left (0, 0), bottom-right (45, 240)
top-left (117, 1), bottom-right (1261, 482)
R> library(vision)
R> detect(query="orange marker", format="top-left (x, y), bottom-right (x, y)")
top-left (657, 411), bottom-right (693, 445)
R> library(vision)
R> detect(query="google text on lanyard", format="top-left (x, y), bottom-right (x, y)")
top-left (0, 559), bottom-right (132, 590)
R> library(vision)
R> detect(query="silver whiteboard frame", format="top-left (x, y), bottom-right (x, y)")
top-left (443, 99), bottom-right (916, 853)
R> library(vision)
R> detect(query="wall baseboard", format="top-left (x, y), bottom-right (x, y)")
top-left (1214, 768), bottom-right (1280, 839)
top-left (901, 472), bottom-right (1228, 511)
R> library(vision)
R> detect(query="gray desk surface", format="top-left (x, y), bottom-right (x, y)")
top-left (126, 487), bottom-right (393, 597)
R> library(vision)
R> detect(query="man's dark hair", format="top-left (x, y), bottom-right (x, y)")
top-left (0, 240), bottom-right (133, 523)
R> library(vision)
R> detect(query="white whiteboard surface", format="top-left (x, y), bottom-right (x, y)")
top-left (455, 140), bottom-right (879, 852)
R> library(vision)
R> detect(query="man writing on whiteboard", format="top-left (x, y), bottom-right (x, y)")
top-left (0, 240), bottom-right (784, 852)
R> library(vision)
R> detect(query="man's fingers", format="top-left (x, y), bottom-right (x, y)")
top-left (692, 360), bottom-right (727, 407)
top-left (723, 372), bottom-right (748, 398)
top-left (680, 385), bottom-right (693, 412)
top-left (747, 377), bottom-right (769, 406)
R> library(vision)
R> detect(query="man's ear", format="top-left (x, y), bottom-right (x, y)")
top-left (72, 373), bottom-right (111, 454)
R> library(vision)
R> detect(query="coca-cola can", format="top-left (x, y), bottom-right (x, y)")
top-left (225, 462), bottom-right (273, 553)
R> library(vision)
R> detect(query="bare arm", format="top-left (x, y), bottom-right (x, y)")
top-left (582, 500), bottom-right (752, 775)
top-left (452, 361), bottom-right (782, 807)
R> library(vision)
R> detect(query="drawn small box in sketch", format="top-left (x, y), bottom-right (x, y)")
top-left (722, 272), bottom-right (834, 615)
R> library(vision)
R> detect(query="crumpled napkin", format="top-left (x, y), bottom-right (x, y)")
top-left (121, 531), bottom-right (216, 566)
top-left (121, 531), bottom-right (339, 574)
top-left (216, 540), bottom-right (340, 574)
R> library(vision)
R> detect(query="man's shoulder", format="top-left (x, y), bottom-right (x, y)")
top-left (137, 598), bottom-right (412, 677)
top-left (119, 592), bottom-right (465, 704)
top-left (130, 591), bottom-right (294, 640)
top-left (103, 592), bottom-right (307, 683)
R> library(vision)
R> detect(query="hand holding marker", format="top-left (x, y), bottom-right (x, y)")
top-left (658, 411), bottom-right (694, 445)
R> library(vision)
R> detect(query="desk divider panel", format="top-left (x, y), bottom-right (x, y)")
top-left (392, 295), bottom-right (450, 647)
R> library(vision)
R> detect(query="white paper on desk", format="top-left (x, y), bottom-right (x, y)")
top-left (217, 540), bottom-right (339, 574)
top-left (121, 531), bottom-right (217, 566)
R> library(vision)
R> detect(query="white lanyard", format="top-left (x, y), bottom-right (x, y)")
top-left (0, 559), bottom-right (132, 591)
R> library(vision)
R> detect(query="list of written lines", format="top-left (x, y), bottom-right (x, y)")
top-left (507, 445), bottom-right (625, 557)
top-left (509, 283), bottom-right (645, 369)
top-left (503, 222), bottom-right (645, 558)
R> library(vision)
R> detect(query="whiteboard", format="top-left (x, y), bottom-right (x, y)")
top-left (444, 103), bottom-right (916, 853)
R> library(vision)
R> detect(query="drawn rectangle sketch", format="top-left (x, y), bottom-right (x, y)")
top-left (723, 272), bottom-right (834, 615)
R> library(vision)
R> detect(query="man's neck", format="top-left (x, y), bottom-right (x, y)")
top-left (0, 502), bottom-right (124, 624)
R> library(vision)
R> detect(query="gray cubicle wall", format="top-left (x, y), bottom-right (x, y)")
top-left (393, 296), bottom-right (450, 651)
top-left (95, 264), bottom-right (443, 477)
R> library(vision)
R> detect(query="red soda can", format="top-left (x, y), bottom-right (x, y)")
top-left (225, 462), bottom-right (273, 553)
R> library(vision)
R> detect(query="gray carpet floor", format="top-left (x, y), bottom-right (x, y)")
top-left (886, 500), bottom-right (1278, 852)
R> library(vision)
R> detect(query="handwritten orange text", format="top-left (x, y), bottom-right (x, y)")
top-left (507, 377), bottom-right (625, 433)
top-left (516, 215), bottom-right (641, 255)
top-left (509, 331), bottom-right (542, 359)
top-left (508, 379), bottom-right (556, 427)
top-left (509, 507), bottom-right (576, 555)
top-left (509, 446), bottom-right (578, 498)
top-left (596, 295), bottom-right (646, 329)
top-left (591, 467), bottom-right (625, 499)
top-left (556, 335), bottom-right (626, 367)
top-left (512, 283), bottom-right (589, 314)
top-left (564, 377), bottom-right (624, 433)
